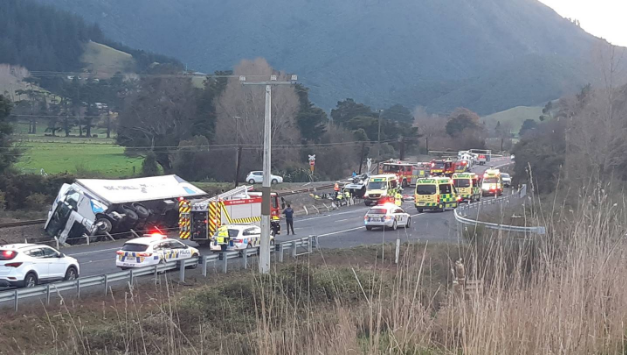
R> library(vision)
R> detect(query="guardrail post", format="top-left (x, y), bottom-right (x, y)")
top-left (222, 253), bottom-right (228, 273)
top-left (312, 235), bottom-right (319, 249)
top-left (129, 269), bottom-right (134, 285)
top-left (104, 274), bottom-right (108, 296)
top-left (278, 243), bottom-right (284, 262)
top-left (179, 260), bottom-right (186, 282)
top-left (395, 238), bottom-right (400, 264)
top-left (14, 290), bottom-right (18, 312)
top-left (202, 255), bottom-right (208, 277)
top-left (291, 241), bottom-right (297, 258)
top-left (46, 284), bottom-right (51, 305)
top-left (54, 236), bottom-right (59, 250)
top-left (242, 250), bottom-right (248, 269)
top-left (307, 236), bottom-right (313, 254)
top-left (76, 279), bottom-right (81, 298)
top-left (303, 206), bottom-right (308, 215)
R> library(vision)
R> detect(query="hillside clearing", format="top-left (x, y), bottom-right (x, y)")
top-left (81, 40), bottom-right (135, 78)
top-left (482, 105), bottom-right (543, 133)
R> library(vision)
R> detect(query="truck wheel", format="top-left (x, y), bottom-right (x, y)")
top-left (95, 217), bottom-right (113, 234)
top-left (122, 207), bottom-right (139, 223)
top-left (132, 204), bottom-right (150, 219)
top-left (417, 208), bottom-right (424, 213)
top-left (164, 210), bottom-right (178, 228)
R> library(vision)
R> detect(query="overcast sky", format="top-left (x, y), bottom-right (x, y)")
top-left (539, 0), bottom-right (627, 47)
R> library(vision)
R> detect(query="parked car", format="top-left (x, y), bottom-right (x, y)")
top-left (0, 244), bottom-right (80, 288)
top-left (245, 171), bottom-right (284, 184)
top-left (501, 173), bottom-right (512, 187)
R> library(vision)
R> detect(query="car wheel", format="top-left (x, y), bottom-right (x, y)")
top-left (187, 253), bottom-right (199, 269)
top-left (392, 221), bottom-right (398, 231)
top-left (22, 272), bottom-right (37, 288)
top-left (248, 179), bottom-right (255, 184)
top-left (405, 218), bottom-right (411, 228)
top-left (95, 217), bottom-right (113, 234)
top-left (271, 179), bottom-right (278, 184)
top-left (64, 266), bottom-right (78, 281)
top-left (366, 226), bottom-right (373, 231)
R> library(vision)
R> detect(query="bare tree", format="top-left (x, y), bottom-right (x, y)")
top-left (214, 58), bottom-right (301, 172)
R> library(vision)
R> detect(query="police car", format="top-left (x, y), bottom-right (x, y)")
top-left (364, 203), bottom-right (412, 231)
top-left (210, 225), bottom-right (275, 252)
top-left (115, 234), bottom-right (200, 269)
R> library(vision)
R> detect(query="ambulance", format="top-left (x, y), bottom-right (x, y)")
top-left (363, 174), bottom-right (399, 206)
top-left (414, 177), bottom-right (460, 213)
top-left (452, 173), bottom-right (481, 203)
top-left (481, 168), bottom-right (503, 196)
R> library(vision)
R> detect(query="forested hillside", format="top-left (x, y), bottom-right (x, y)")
top-left (0, 0), bottom-right (181, 73)
top-left (48, 0), bottom-right (619, 114)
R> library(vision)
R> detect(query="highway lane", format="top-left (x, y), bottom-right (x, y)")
top-left (63, 156), bottom-right (511, 277)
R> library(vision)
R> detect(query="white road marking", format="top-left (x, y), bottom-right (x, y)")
top-left (318, 226), bottom-right (364, 237)
top-left (70, 246), bottom-right (121, 256)
top-left (335, 218), bottom-right (349, 222)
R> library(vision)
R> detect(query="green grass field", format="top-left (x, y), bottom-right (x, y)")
top-left (483, 106), bottom-right (543, 134)
top-left (81, 41), bottom-right (135, 78)
top-left (15, 141), bottom-right (143, 177)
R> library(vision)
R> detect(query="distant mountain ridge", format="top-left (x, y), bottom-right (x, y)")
top-left (47, 0), bottom-right (617, 114)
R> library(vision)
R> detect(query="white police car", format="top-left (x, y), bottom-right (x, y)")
top-left (116, 234), bottom-right (199, 269)
top-left (364, 204), bottom-right (412, 231)
top-left (210, 225), bottom-right (275, 252)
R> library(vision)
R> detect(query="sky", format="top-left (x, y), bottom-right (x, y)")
top-left (539, 0), bottom-right (627, 47)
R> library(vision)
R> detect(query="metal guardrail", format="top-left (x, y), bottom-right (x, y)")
top-left (454, 195), bottom-right (546, 235)
top-left (0, 235), bottom-right (318, 311)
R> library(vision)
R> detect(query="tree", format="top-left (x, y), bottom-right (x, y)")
top-left (0, 95), bottom-right (20, 174)
top-left (117, 64), bottom-right (202, 172)
top-left (518, 119), bottom-right (538, 137)
top-left (381, 104), bottom-right (413, 123)
top-left (294, 83), bottom-right (327, 142)
top-left (141, 152), bottom-right (160, 177)
top-left (330, 98), bottom-right (376, 125)
top-left (445, 108), bottom-right (482, 138)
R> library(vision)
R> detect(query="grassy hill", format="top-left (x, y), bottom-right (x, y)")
top-left (81, 41), bottom-right (135, 78)
top-left (49, 0), bottom-right (621, 114)
top-left (483, 106), bottom-right (544, 134)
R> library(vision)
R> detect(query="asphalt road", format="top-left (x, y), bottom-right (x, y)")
top-left (58, 156), bottom-right (512, 278)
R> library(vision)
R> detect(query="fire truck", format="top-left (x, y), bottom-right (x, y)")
top-left (180, 185), bottom-right (282, 245)
top-left (378, 160), bottom-right (421, 187)
top-left (430, 159), bottom-right (456, 177)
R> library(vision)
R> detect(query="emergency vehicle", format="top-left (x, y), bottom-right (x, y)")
top-left (364, 203), bottom-right (411, 231)
top-left (481, 168), bottom-right (503, 196)
top-left (363, 174), bottom-right (399, 206)
top-left (115, 234), bottom-right (200, 270)
top-left (378, 160), bottom-right (426, 187)
top-left (452, 173), bottom-right (481, 203)
top-left (414, 177), bottom-right (460, 213)
top-left (454, 160), bottom-right (469, 173)
top-left (430, 160), bottom-right (456, 177)
top-left (181, 185), bottom-right (281, 245)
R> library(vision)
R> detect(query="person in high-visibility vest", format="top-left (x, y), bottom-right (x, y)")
top-left (394, 191), bottom-right (403, 207)
top-left (215, 225), bottom-right (230, 251)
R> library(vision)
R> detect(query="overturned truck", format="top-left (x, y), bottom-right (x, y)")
top-left (44, 175), bottom-right (207, 243)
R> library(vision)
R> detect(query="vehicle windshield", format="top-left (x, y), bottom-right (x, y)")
top-left (416, 185), bottom-right (436, 195)
top-left (44, 202), bottom-right (72, 237)
top-left (454, 179), bottom-right (471, 188)
top-left (228, 229), bottom-right (240, 237)
top-left (122, 243), bottom-right (149, 252)
top-left (484, 177), bottom-right (499, 184)
top-left (382, 164), bottom-right (401, 172)
top-left (432, 162), bottom-right (445, 169)
top-left (368, 208), bottom-right (388, 215)
top-left (501, 173), bottom-right (510, 178)
top-left (368, 181), bottom-right (387, 190)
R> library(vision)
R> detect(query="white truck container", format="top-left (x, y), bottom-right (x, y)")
top-left (44, 175), bottom-right (206, 243)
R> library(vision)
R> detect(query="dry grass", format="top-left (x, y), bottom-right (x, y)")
top-left (2, 188), bottom-right (626, 354)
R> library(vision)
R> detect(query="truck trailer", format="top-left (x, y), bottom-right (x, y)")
top-left (44, 175), bottom-right (207, 244)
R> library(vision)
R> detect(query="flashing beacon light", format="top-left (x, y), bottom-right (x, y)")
top-left (178, 197), bottom-right (185, 202)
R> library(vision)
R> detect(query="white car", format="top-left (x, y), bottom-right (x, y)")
top-left (364, 204), bottom-right (412, 231)
top-left (246, 171), bottom-right (284, 184)
top-left (116, 234), bottom-right (199, 270)
top-left (0, 243), bottom-right (80, 288)
top-left (210, 225), bottom-right (275, 252)
top-left (501, 173), bottom-right (512, 187)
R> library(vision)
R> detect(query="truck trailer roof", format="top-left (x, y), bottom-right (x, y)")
top-left (75, 175), bottom-right (206, 205)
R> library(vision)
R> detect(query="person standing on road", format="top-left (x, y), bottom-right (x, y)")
top-left (283, 204), bottom-right (295, 235)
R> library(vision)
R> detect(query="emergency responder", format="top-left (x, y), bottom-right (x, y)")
top-left (283, 204), bottom-right (295, 235)
top-left (334, 182), bottom-right (340, 200)
top-left (215, 225), bottom-right (230, 251)
top-left (344, 189), bottom-right (351, 205)
top-left (394, 191), bottom-right (403, 207)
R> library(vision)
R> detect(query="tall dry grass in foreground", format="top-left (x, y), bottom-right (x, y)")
top-left (33, 190), bottom-right (627, 354)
